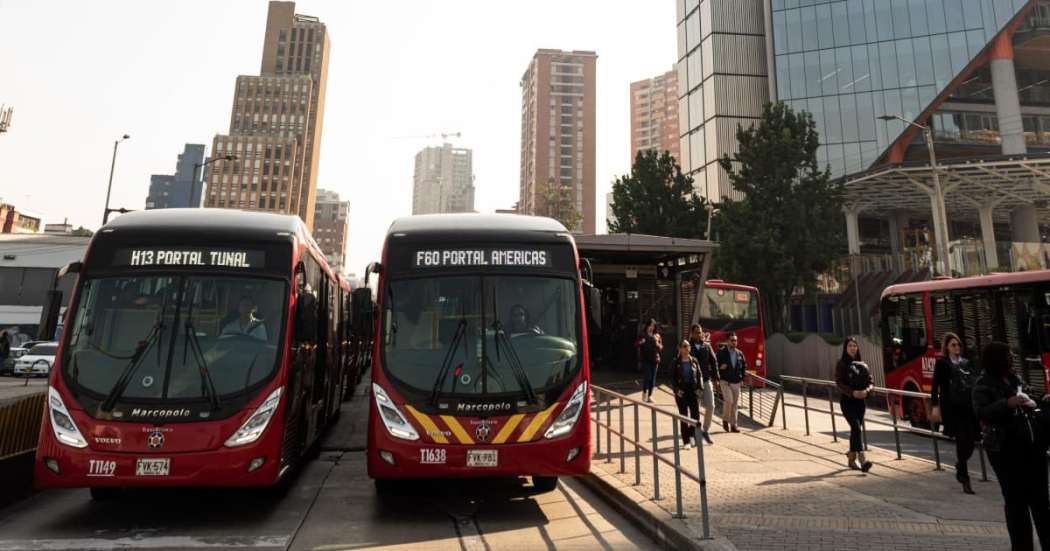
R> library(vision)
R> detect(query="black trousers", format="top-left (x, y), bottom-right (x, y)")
top-left (951, 406), bottom-right (980, 482)
top-left (987, 445), bottom-right (1050, 551)
top-left (839, 396), bottom-right (866, 453)
top-left (674, 384), bottom-right (699, 445)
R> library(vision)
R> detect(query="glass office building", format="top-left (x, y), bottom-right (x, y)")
top-left (678, 0), bottom-right (1050, 272)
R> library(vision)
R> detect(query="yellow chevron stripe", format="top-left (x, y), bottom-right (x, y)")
top-left (405, 405), bottom-right (448, 444)
top-left (517, 402), bottom-right (559, 442)
top-left (440, 415), bottom-right (474, 444)
top-left (493, 414), bottom-right (525, 444)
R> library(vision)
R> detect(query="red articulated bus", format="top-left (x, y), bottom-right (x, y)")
top-left (35, 209), bottom-right (354, 499)
top-left (696, 280), bottom-right (767, 385)
top-left (361, 214), bottom-right (599, 493)
top-left (880, 270), bottom-right (1050, 426)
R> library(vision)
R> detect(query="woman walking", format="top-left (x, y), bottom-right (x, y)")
top-left (930, 332), bottom-right (979, 494)
top-left (834, 337), bottom-right (873, 472)
top-left (972, 341), bottom-right (1050, 550)
top-left (669, 340), bottom-right (703, 449)
top-left (636, 319), bottom-right (662, 403)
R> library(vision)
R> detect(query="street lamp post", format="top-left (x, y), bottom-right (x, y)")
top-left (878, 115), bottom-right (952, 276)
top-left (189, 153), bottom-right (236, 208)
top-left (102, 134), bottom-right (131, 225)
top-left (705, 203), bottom-right (718, 240)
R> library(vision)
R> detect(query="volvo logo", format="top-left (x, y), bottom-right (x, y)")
top-left (147, 431), bottom-right (165, 450)
top-left (476, 423), bottom-right (492, 442)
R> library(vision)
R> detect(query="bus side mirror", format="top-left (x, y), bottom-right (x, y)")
top-left (352, 288), bottom-right (374, 339)
top-left (586, 286), bottom-right (602, 331)
top-left (37, 290), bottom-right (63, 341)
top-left (295, 292), bottom-right (317, 343)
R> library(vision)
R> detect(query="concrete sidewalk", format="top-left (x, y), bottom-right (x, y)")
top-left (587, 370), bottom-right (1029, 551)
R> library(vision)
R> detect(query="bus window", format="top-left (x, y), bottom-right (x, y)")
top-left (884, 294), bottom-right (926, 372)
top-left (930, 293), bottom-right (956, 356)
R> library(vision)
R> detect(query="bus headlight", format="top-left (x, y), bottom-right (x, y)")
top-left (225, 387), bottom-right (283, 447)
top-left (544, 381), bottom-right (588, 440)
top-left (48, 387), bottom-right (88, 448)
top-left (373, 383), bottom-right (419, 441)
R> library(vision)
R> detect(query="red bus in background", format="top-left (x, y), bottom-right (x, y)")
top-left (696, 280), bottom-right (767, 385)
top-left (880, 270), bottom-right (1050, 426)
top-left (35, 210), bottom-right (354, 499)
top-left (361, 214), bottom-right (599, 494)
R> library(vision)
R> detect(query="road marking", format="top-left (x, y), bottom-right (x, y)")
top-left (0, 535), bottom-right (291, 549)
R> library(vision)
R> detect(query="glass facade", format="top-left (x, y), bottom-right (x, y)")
top-left (771, 0), bottom-right (1030, 178)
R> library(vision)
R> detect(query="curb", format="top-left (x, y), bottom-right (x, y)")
top-left (576, 465), bottom-right (737, 551)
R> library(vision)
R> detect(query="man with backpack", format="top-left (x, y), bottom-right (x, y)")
top-left (931, 332), bottom-right (980, 494)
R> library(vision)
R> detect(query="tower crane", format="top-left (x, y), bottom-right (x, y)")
top-left (392, 131), bottom-right (462, 142)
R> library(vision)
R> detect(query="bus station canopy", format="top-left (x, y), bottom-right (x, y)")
top-left (839, 153), bottom-right (1050, 223)
top-left (575, 234), bottom-right (717, 266)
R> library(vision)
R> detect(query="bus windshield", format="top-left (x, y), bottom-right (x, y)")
top-left (62, 275), bottom-right (286, 401)
top-left (382, 275), bottom-right (580, 398)
top-left (697, 287), bottom-right (759, 331)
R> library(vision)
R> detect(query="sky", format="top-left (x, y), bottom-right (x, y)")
top-left (0, 0), bottom-right (678, 277)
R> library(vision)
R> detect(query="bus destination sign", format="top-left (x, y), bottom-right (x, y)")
top-left (114, 248), bottom-right (265, 268)
top-left (413, 249), bottom-right (552, 269)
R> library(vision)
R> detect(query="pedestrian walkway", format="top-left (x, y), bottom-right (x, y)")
top-left (587, 370), bottom-right (1032, 551)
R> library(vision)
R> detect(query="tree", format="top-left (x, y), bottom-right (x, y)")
top-left (713, 102), bottom-right (845, 334)
top-left (70, 226), bottom-right (94, 237)
top-left (608, 150), bottom-right (709, 237)
top-left (535, 178), bottom-right (583, 231)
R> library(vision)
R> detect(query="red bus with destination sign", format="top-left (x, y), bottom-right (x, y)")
top-left (34, 209), bottom-right (356, 499)
top-left (695, 280), bottom-right (767, 385)
top-left (360, 214), bottom-right (599, 493)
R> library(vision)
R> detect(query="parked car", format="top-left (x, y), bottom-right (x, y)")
top-left (13, 342), bottom-right (58, 377)
top-left (1, 347), bottom-right (30, 376)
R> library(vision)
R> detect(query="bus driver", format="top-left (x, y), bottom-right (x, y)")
top-left (507, 304), bottom-right (543, 338)
top-left (222, 295), bottom-right (268, 341)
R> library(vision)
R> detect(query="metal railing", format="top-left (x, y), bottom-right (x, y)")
top-left (778, 375), bottom-right (988, 480)
top-left (591, 385), bottom-right (712, 539)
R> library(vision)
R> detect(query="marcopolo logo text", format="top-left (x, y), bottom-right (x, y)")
top-left (131, 408), bottom-right (192, 418)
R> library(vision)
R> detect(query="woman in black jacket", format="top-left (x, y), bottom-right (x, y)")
top-left (972, 341), bottom-right (1049, 551)
top-left (930, 332), bottom-right (979, 494)
top-left (834, 336), bottom-right (873, 472)
top-left (669, 340), bottom-right (703, 449)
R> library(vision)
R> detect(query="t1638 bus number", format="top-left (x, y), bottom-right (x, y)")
top-left (420, 449), bottom-right (446, 464)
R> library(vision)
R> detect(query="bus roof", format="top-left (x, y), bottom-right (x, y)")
top-left (387, 214), bottom-right (570, 239)
top-left (100, 209), bottom-right (307, 242)
top-left (881, 269), bottom-right (1050, 299)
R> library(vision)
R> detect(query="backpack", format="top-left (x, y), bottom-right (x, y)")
top-left (846, 361), bottom-right (872, 390)
top-left (949, 359), bottom-right (977, 409)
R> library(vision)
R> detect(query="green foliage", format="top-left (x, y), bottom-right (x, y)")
top-left (535, 178), bottom-right (583, 231)
top-left (609, 150), bottom-right (709, 237)
top-left (713, 102), bottom-right (845, 334)
top-left (70, 226), bottom-right (94, 237)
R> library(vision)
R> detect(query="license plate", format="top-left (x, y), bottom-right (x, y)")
top-left (135, 458), bottom-right (170, 476)
top-left (466, 449), bottom-right (498, 467)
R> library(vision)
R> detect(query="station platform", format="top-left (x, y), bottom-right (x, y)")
top-left (587, 369), bottom-right (1034, 551)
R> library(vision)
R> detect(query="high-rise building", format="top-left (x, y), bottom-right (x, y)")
top-left (205, 1), bottom-right (330, 229)
top-left (412, 143), bottom-right (475, 214)
top-left (677, 0), bottom-right (1050, 273)
top-left (312, 188), bottom-right (349, 272)
top-left (676, 1), bottom-right (769, 202)
top-left (145, 144), bottom-right (206, 209)
top-left (519, 49), bottom-right (598, 234)
top-left (630, 68), bottom-right (680, 166)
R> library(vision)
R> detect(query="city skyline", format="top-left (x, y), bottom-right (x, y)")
top-left (0, 0), bottom-right (677, 274)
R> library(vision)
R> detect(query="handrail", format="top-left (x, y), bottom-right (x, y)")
top-left (778, 375), bottom-right (988, 479)
top-left (591, 385), bottom-right (712, 540)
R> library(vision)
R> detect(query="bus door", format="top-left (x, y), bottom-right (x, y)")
top-left (956, 291), bottom-right (996, 376)
top-left (998, 288), bottom-right (1048, 396)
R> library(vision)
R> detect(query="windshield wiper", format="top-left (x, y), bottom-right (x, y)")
top-left (491, 319), bottom-right (538, 405)
top-left (100, 322), bottom-right (164, 412)
top-left (429, 319), bottom-right (467, 406)
top-left (182, 280), bottom-right (220, 410)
